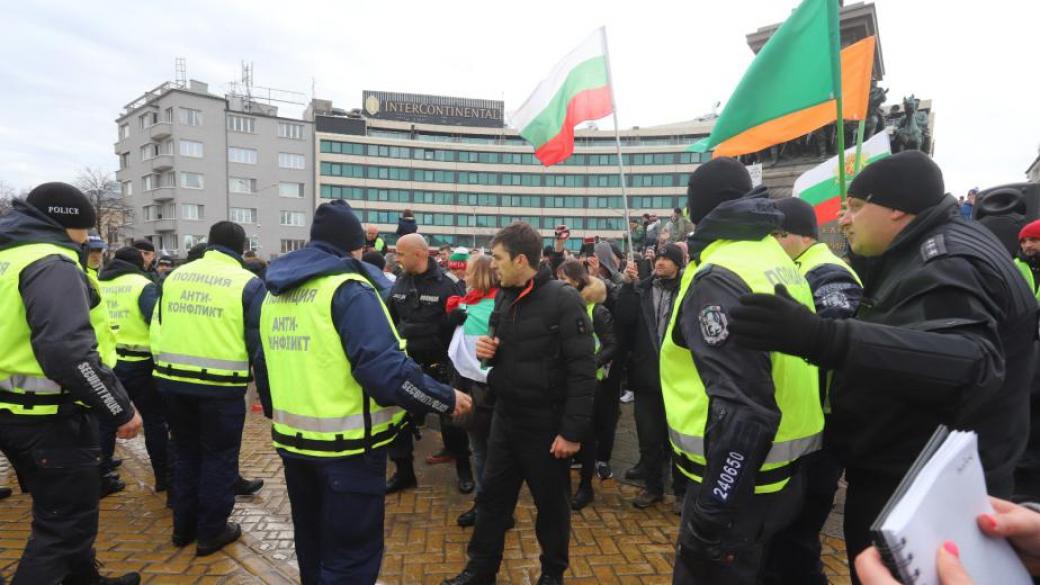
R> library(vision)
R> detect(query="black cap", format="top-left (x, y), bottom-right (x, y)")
top-left (775, 197), bottom-right (820, 239)
top-left (362, 251), bottom-right (386, 270)
top-left (157, 255), bottom-right (174, 266)
top-left (26, 182), bottom-right (97, 229)
top-left (208, 221), bottom-right (246, 253)
top-left (848, 151), bottom-right (945, 214)
top-left (658, 243), bottom-right (686, 268)
top-left (687, 157), bottom-right (753, 224)
top-left (132, 238), bottom-right (155, 252)
top-left (186, 243), bottom-right (208, 262)
top-left (312, 200), bottom-right (365, 253)
top-left (114, 246), bottom-right (144, 268)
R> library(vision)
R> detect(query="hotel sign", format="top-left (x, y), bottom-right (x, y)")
top-left (362, 91), bottom-right (504, 128)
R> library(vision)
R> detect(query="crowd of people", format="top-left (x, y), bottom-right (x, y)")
top-left (3, 149), bottom-right (1040, 585)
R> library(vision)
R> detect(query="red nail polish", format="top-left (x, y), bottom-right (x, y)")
top-left (943, 540), bottom-right (960, 558)
top-left (980, 514), bottom-right (998, 532)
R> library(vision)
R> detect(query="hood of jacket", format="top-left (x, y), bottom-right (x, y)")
top-left (688, 187), bottom-right (782, 262)
top-left (397, 217), bottom-right (416, 227)
top-left (98, 258), bottom-right (148, 281)
top-left (265, 241), bottom-right (373, 296)
top-left (0, 199), bottom-right (83, 255)
top-left (581, 276), bottom-right (608, 305)
top-left (594, 242), bottom-right (619, 278)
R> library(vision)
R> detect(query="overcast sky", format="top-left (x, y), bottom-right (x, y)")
top-left (2, 0), bottom-right (1037, 198)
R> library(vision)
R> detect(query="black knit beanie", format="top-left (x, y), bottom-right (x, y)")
top-left (848, 151), bottom-right (945, 214)
top-left (26, 182), bottom-right (97, 228)
top-left (114, 246), bottom-right (144, 268)
top-left (208, 221), bottom-right (247, 253)
top-left (311, 200), bottom-right (365, 254)
top-left (775, 197), bottom-right (820, 239)
top-left (132, 238), bottom-right (155, 252)
top-left (659, 243), bottom-right (686, 268)
top-left (687, 158), bottom-right (754, 224)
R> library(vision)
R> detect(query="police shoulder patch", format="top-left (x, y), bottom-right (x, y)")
top-left (698, 305), bottom-right (729, 346)
top-left (920, 234), bottom-right (948, 263)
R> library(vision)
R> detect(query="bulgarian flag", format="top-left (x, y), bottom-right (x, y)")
top-left (705, 0), bottom-right (876, 158)
top-left (447, 292), bottom-right (497, 383)
top-left (794, 131), bottom-right (891, 224)
top-left (511, 28), bottom-right (614, 166)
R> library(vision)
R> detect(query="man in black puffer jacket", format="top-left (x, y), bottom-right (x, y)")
top-left (729, 151), bottom-right (1037, 581)
top-left (443, 222), bottom-right (596, 585)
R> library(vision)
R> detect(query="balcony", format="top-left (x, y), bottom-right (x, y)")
top-left (151, 154), bottom-right (174, 171)
top-left (149, 122), bottom-right (173, 140)
top-left (151, 218), bottom-right (176, 232)
top-left (149, 187), bottom-right (176, 202)
top-left (113, 140), bottom-right (127, 155)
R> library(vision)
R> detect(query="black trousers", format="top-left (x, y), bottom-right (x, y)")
top-left (163, 391), bottom-right (245, 541)
top-left (596, 364), bottom-right (624, 462)
top-left (633, 387), bottom-right (686, 495)
top-left (842, 469), bottom-right (902, 585)
top-left (0, 411), bottom-right (101, 584)
top-left (100, 361), bottom-right (169, 482)
top-left (762, 449), bottom-right (844, 585)
top-left (674, 471), bottom-right (804, 585)
top-left (466, 412), bottom-right (571, 578)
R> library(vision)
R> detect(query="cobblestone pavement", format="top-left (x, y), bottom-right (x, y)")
top-left (0, 401), bottom-right (853, 584)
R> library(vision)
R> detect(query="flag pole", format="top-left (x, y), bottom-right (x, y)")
top-left (601, 27), bottom-right (635, 259)
top-left (828, 0), bottom-right (847, 205)
top-left (852, 119), bottom-right (866, 174)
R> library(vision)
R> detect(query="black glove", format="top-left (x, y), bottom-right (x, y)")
top-left (677, 503), bottom-right (732, 569)
top-left (729, 284), bottom-right (844, 367)
top-left (447, 307), bottom-right (469, 328)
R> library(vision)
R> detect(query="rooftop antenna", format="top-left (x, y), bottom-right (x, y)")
top-left (226, 60), bottom-right (306, 108)
top-left (175, 57), bottom-right (187, 88)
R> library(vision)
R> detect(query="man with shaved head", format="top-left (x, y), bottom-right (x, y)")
top-left (386, 234), bottom-right (474, 495)
top-left (365, 224), bottom-right (386, 255)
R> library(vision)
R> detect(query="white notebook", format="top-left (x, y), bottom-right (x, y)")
top-left (870, 426), bottom-right (1032, 585)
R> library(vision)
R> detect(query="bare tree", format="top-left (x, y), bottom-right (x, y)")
top-left (74, 167), bottom-right (131, 242)
top-left (0, 180), bottom-right (18, 215)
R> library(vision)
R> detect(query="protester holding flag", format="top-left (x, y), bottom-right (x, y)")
top-left (728, 152), bottom-right (1037, 581)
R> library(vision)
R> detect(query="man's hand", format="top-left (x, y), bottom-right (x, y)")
top-left (549, 435), bottom-right (580, 459)
top-left (475, 336), bottom-right (499, 360)
top-left (623, 262), bottom-right (638, 284)
top-left (116, 410), bottom-right (143, 439)
top-left (729, 284), bottom-right (836, 364)
top-left (585, 255), bottom-right (601, 276)
top-left (452, 390), bottom-right (473, 420)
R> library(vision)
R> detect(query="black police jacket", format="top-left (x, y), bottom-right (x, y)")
top-left (486, 267), bottom-right (596, 441)
top-left (827, 197), bottom-right (1037, 495)
top-left (388, 256), bottom-right (463, 367)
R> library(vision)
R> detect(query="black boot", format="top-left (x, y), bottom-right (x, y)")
top-left (64, 559), bottom-right (140, 585)
top-left (456, 460), bottom-right (475, 494)
top-left (570, 484), bottom-right (594, 511)
top-left (100, 474), bottom-right (125, 498)
top-left (386, 462), bottom-right (417, 494)
top-left (536, 574), bottom-right (564, 585)
top-left (457, 504), bottom-right (477, 527)
top-left (233, 476), bottom-right (264, 496)
top-left (441, 568), bottom-right (497, 585)
top-left (0, 486), bottom-right (12, 500)
top-left (196, 522), bottom-right (242, 556)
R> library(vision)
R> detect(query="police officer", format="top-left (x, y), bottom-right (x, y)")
top-left (385, 233), bottom-right (474, 495)
top-left (765, 197), bottom-right (862, 585)
top-left (728, 152), bottom-right (1036, 582)
top-left (254, 201), bottom-right (471, 584)
top-left (153, 221), bottom-right (266, 556)
top-left (443, 222), bottom-right (596, 585)
top-left (661, 159), bottom-right (824, 585)
top-left (365, 224), bottom-right (387, 255)
top-left (0, 183), bottom-right (142, 584)
top-left (132, 239), bottom-right (158, 282)
top-left (86, 235), bottom-right (106, 274)
top-left (98, 247), bottom-right (169, 495)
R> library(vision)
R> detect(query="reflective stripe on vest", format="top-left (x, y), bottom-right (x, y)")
top-left (100, 273), bottom-right (153, 362)
top-left (153, 250), bottom-right (255, 387)
top-left (0, 243), bottom-right (81, 415)
top-left (261, 272), bottom-right (407, 458)
top-left (660, 236), bottom-right (824, 494)
top-left (585, 302), bottom-right (605, 381)
top-left (794, 242), bottom-right (863, 286)
top-left (86, 269), bottom-right (118, 368)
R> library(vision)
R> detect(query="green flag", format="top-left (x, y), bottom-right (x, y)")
top-left (706, 0), bottom-right (841, 154)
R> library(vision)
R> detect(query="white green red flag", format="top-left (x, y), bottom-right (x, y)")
top-left (510, 28), bottom-right (613, 166)
top-left (447, 296), bottom-right (497, 383)
top-left (793, 131), bottom-right (891, 224)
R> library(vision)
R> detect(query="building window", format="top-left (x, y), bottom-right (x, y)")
top-left (227, 115), bottom-right (255, 133)
top-left (180, 172), bottom-right (204, 189)
top-left (228, 147), bottom-right (257, 165)
top-left (140, 143), bottom-right (158, 160)
top-left (280, 239), bottom-right (306, 253)
top-left (142, 205), bottom-right (159, 221)
top-left (139, 111), bottom-right (158, 128)
top-left (181, 204), bottom-right (203, 220)
top-left (279, 211), bottom-right (305, 227)
top-left (278, 122), bottom-right (304, 140)
top-left (228, 177), bottom-right (257, 194)
top-left (179, 108), bottom-right (203, 127)
top-left (120, 180), bottom-right (133, 197)
top-left (179, 140), bottom-right (204, 158)
top-left (119, 152), bottom-right (130, 170)
top-left (248, 235), bottom-right (261, 252)
top-left (184, 234), bottom-right (205, 249)
top-left (118, 124), bottom-right (129, 140)
top-left (278, 153), bottom-right (305, 170)
top-left (229, 207), bottom-right (257, 224)
top-left (142, 174), bottom-right (160, 191)
top-left (278, 182), bottom-right (304, 198)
